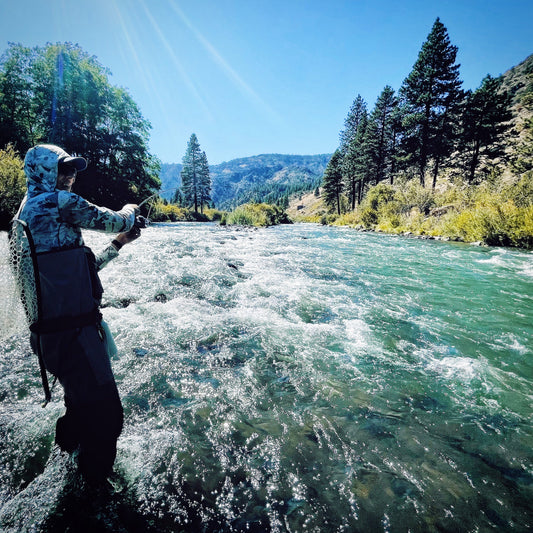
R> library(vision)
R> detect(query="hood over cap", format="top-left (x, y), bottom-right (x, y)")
top-left (24, 144), bottom-right (87, 196)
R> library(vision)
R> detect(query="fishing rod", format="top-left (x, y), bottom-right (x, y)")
top-left (134, 189), bottom-right (178, 227)
top-left (138, 188), bottom-right (177, 208)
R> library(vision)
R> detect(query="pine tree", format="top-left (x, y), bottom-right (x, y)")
top-left (368, 86), bottom-right (398, 184)
top-left (339, 95), bottom-right (367, 154)
top-left (342, 113), bottom-right (369, 209)
top-left (180, 134), bottom-right (211, 213)
top-left (198, 150), bottom-right (212, 213)
top-left (459, 75), bottom-right (512, 182)
top-left (172, 188), bottom-right (183, 206)
top-left (400, 18), bottom-right (463, 188)
top-left (321, 150), bottom-right (344, 215)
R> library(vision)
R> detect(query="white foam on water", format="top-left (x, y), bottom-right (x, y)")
top-left (2, 224), bottom-right (533, 532)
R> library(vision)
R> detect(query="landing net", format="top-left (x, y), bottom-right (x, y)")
top-left (7, 219), bottom-right (39, 329)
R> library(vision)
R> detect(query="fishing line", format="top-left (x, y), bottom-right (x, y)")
top-left (138, 188), bottom-right (177, 208)
top-left (138, 189), bottom-right (178, 221)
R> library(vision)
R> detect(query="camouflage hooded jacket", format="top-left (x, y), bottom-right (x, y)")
top-left (17, 144), bottom-right (136, 270)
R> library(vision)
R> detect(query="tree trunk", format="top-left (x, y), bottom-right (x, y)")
top-left (469, 141), bottom-right (480, 183)
top-left (432, 156), bottom-right (440, 190)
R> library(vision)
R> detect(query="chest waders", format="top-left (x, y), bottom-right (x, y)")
top-left (8, 219), bottom-right (103, 406)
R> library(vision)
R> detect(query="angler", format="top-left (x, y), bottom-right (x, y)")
top-left (10, 144), bottom-right (142, 486)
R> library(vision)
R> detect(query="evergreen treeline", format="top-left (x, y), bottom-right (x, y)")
top-left (322, 18), bottom-right (519, 214)
top-left (0, 42), bottom-right (160, 226)
top-left (225, 170), bottom-right (322, 210)
top-left (210, 154), bottom-right (330, 209)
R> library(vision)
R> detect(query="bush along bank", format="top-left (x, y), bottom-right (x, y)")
top-left (220, 203), bottom-right (292, 227)
top-left (148, 200), bottom-right (291, 228)
top-left (147, 199), bottom-right (225, 222)
top-left (320, 176), bottom-right (533, 250)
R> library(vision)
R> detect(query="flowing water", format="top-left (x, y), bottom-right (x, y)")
top-left (0, 223), bottom-right (532, 532)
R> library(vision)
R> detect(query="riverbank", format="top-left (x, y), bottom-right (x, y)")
top-left (289, 176), bottom-right (533, 250)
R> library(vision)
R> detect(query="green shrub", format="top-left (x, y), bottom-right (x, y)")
top-left (503, 172), bottom-right (533, 207)
top-left (449, 200), bottom-right (532, 247)
top-left (149, 201), bottom-right (208, 222)
top-left (225, 203), bottom-right (291, 227)
top-left (360, 207), bottom-right (378, 227)
top-left (364, 183), bottom-right (396, 210)
top-left (396, 181), bottom-right (435, 214)
top-left (0, 145), bottom-right (26, 230)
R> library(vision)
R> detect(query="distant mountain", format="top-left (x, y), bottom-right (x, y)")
top-left (158, 163), bottom-right (182, 200)
top-left (159, 153), bottom-right (331, 208)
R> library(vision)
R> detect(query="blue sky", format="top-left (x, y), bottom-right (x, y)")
top-left (1, 0), bottom-right (532, 164)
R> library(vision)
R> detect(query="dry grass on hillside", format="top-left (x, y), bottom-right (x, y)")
top-left (287, 190), bottom-right (326, 221)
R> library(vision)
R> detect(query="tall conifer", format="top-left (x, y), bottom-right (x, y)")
top-left (198, 150), bottom-right (212, 213)
top-left (400, 18), bottom-right (463, 188)
top-left (322, 150), bottom-right (344, 215)
top-left (459, 75), bottom-right (512, 182)
top-left (181, 133), bottom-right (202, 213)
top-left (342, 114), bottom-right (370, 208)
top-left (368, 86), bottom-right (398, 184)
top-left (339, 95), bottom-right (367, 155)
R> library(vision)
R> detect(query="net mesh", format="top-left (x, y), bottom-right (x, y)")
top-left (7, 219), bottom-right (39, 328)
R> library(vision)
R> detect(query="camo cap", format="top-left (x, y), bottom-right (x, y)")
top-left (40, 144), bottom-right (87, 171)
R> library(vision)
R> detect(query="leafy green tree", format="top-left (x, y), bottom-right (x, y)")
top-left (339, 95), bottom-right (367, 154)
top-left (459, 75), bottom-right (512, 182)
top-left (0, 45), bottom-right (38, 152)
top-left (180, 134), bottom-right (211, 213)
top-left (400, 18), bottom-right (463, 188)
top-left (321, 150), bottom-right (344, 214)
top-left (0, 42), bottom-right (160, 209)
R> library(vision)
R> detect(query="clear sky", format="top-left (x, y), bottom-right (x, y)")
top-left (1, 0), bottom-right (532, 164)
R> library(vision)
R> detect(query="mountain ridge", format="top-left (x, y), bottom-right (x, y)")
top-left (159, 153), bottom-right (331, 208)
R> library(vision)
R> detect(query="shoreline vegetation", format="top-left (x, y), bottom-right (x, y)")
top-left (293, 177), bottom-right (533, 250)
top-left (148, 200), bottom-right (291, 227)
top-left (149, 173), bottom-right (533, 250)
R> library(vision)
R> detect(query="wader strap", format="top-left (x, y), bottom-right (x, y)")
top-left (30, 308), bottom-right (102, 334)
top-left (36, 337), bottom-right (52, 407)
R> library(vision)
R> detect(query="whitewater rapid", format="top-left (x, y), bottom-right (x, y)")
top-left (1, 223), bottom-right (532, 532)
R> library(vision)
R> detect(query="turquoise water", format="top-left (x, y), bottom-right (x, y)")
top-left (0, 223), bottom-right (532, 531)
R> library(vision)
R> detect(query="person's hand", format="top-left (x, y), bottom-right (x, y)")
top-left (114, 226), bottom-right (141, 246)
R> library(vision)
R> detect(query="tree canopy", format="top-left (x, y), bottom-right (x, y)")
top-left (322, 18), bottom-right (514, 215)
top-left (0, 42), bottom-right (160, 212)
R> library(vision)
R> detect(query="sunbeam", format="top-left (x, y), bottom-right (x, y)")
top-left (168, 0), bottom-right (283, 125)
top-left (137, 0), bottom-right (213, 119)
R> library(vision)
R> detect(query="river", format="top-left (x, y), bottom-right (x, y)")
top-left (0, 222), bottom-right (532, 532)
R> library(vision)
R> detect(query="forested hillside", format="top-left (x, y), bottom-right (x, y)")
top-left (160, 153), bottom-right (330, 209)
top-left (314, 20), bottom-right (533, 248)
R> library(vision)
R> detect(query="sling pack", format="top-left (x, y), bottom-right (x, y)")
top-left (9, 219), bottom-right (103, 404)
